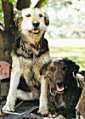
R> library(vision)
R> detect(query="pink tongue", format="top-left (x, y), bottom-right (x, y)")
top-left (56, 85), bottom-right (64, 92)
top-left (32, 29), bottom-right (39, 33)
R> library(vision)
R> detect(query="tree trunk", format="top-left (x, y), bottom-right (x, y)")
top-left (2, 0), bottom-right (17, 40)
top-left (2, 0), bottom-right (13, 31)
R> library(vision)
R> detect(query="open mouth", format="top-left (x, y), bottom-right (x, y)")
top-left (29, 28), bottom-right (40, 34)
top-left (50, 82), bottom-right (64, 96)
top-left (56, 82), bottom-right (64, 93)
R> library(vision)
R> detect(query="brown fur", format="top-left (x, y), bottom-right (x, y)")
top-left (76, 83), bottom-right (85, 119)
top-left (2, 8), bottom-right (50, 115)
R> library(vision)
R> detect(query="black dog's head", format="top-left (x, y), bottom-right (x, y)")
top-left (44, 58), bottom-right (79, 95)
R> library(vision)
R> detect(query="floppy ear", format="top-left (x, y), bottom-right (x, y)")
top-left (14, 8), bottom-right (22, 28)
top-left (74, 64), bottom-right (79, 74)
top-left (64, 58), bottom-right (79, 76)
top-left (40, 60), bottom-right (51, 75)
top-left (73, 64), bottom-right (80, 76)
top-left (48, 62), bottom-right (56, 72)
top-left (44, 13), bottom-right (49, 26)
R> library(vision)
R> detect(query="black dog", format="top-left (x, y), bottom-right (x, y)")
top-left (41, 58), bottom-right (81, 118)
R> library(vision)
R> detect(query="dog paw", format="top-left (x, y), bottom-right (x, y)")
top-left (38, 107), bottom-right (48, 115)
top-left (2, 103), bottom-right (15, 112)
top-left (55, 115), bottom-right (66, 119)
top-left (48, 112), bottom-right (58, 118)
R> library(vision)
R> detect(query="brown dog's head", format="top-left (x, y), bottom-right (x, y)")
top-left (14, 8), bottom-right (49, 46)
top-left (43, 58), bottom-right (79, 96)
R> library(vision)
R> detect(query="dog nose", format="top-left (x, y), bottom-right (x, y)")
top-left (32, 21), bottom-right (40, 28)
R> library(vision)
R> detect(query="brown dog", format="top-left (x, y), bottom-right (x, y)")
top-left (76, 72), bottom-right (85, 119)
top-left (2, 8), bottom-right (50, 115)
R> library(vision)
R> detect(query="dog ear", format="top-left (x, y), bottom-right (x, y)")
top-left (73, 64), bottom-right (80, 75)
top-left (44, 13), bottom-right (49, 26)
top-left (14, 8), bottom-right (22, 28)
top-left (63, 58), bottom-right (79, 76)
top-left (48, 62), bottom-right (56, 72)
top-left (72, 63), bottom-right (80, 77)
top-left (40, 60), bottom-right (51, 75)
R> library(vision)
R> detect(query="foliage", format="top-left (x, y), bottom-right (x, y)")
top-left (0, 0), bottom-right (3, 22)
top-left (9, 0), bottom-right (16, 4)
top-left (46, 0), bottom-right (85, 38)
top-left (36, 0), bottom-right (48, 8)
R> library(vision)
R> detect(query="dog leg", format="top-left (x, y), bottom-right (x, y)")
top-left (2, 55), bottom-right (21, 112)
top-left (38, 75), bottom-right (48, 115)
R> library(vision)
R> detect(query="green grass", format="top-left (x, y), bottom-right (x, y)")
top-left (49, 46), bottom-right (85, 70)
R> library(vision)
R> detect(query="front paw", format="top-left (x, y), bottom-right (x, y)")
top-left (38, 107), bottom-right (48, 115)
top-left (2, 103), bottom-right (15, 112)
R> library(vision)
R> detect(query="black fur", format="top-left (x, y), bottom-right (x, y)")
top-left (42, 58), bottom-right (81, 118)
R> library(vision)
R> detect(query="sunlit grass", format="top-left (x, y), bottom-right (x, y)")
top-left (49, 46), bottom-right (85, 70)
top-left (48, 39), bottom-right (85, 70)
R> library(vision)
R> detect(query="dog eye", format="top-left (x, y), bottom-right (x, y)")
top-left (39, 14), bottom-right (43, 17)
top-left (26, 14), bottom-right (31, 17)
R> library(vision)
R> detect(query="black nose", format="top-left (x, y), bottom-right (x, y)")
top-left (32, 21), bottom-right (40, 28)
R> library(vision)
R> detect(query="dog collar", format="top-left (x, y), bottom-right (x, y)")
top-left (15, 37), bottom-right (49, 59)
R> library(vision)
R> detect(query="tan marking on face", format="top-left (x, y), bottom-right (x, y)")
top-left (18, 8), bottom-right (49, 46)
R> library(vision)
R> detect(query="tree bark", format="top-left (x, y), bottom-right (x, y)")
top-left (2, 0), bottom-right (14, 31)
top-left (1, 0), bottom-right (17, 44)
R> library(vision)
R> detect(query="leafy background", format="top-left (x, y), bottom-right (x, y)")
top-left (0, 0), bottom-right (3, 22)
top-left (0, 0), bottom-right (85, 70)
